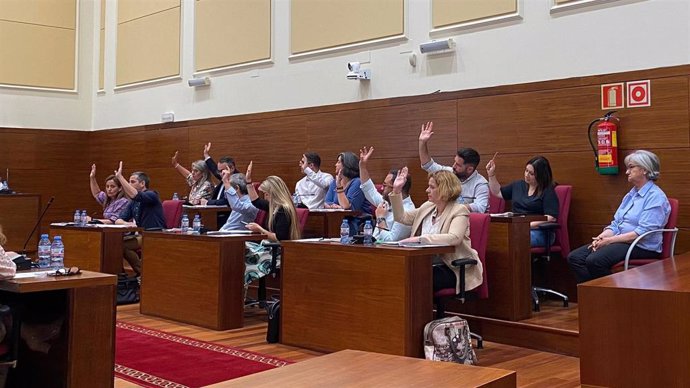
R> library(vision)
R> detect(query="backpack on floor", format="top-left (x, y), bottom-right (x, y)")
top-left (117, 273), bottom-right (140, 305)
top-left (266, 301), bottom-right (280, 343)
top-left (423, 316), bottom-right (477, 365)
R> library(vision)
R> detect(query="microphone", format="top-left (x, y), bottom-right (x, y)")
top-left (19, 196), bottom-right (55, 256)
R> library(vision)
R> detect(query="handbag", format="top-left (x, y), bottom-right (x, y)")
top-left (117, 273), bottom-right (140, 305)
top-left (423, 316), bottom-right (477, 365)
top-left (266, 301), bottom-right (280, 343)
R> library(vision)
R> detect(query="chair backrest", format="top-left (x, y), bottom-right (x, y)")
top-left (488, 193), bottom-right (505, 213)
top-left (661, 198), bottom-right (679, 258)
top-left (295, 208), bottom-right (309, 233)
top-left (553, 185), bottom-right (572, 257)
top-left (468, 213), bottom-right (491, 299)
top-left (162, 200), bottom-right (184, 228)
top-left (254, 209), bottom-right (267, 227)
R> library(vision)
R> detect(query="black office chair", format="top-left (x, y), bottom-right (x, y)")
top-left (0, 304), bottom-right (20, 370)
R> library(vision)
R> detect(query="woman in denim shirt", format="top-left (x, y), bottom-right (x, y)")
top-left (568, 150), bottom-right (671, 283)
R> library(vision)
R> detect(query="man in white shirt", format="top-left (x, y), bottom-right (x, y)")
top-left (359, 146), bottom-right (415, 242)
top-left (294, 152), bottom-right (334, 209)
top-left (418, 121), bottom-right (489, 213)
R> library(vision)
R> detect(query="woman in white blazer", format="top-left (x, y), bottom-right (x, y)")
top-left (390, 168), bottom-right (482, 294)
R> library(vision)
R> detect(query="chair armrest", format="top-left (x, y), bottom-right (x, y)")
top-left (623, 228), bottom-right (679, 270)
top-left (537, 222), bottom-right (560, 231)
top-left (451, 258), bottom-right (478, 267)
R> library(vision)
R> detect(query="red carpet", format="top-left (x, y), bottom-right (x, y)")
top-left (115, 321), bottom-right (291, 388)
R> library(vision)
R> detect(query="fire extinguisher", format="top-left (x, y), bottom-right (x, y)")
top-left (588, 111), bottom-right (619, 175)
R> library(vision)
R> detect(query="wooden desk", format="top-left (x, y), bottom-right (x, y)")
top-left (0, 270), bottom-right (116, 388)
top-left (280, 241), bottom-right (453, 357)
top-left (456, 215), bottom-right (541, 321)
top-left (182, 205), bottom-right (230, 230)
top-left (302, 210), bottom-right (355, 238)
top-left (0, 194), bottom-right (40, 252)
top-left (140, 232), bottom-right (265, 330)
top-left (579, 253), bottom-right (690, 387)
top-left (49, 224), bottom-right (140, 274)
top-left (208, 349), bottom-right (516, 387)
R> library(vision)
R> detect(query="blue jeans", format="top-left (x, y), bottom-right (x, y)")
top-left (531, 229), bottom-right (556, 247)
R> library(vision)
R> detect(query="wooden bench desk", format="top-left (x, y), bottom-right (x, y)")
top-left (0, 194), bottom-right (40, 252)
top-left (302, 209), bottom-right (355, 238)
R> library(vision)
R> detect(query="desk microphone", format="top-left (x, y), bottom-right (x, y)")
top-left (14, 196), bottom-right (55, 270)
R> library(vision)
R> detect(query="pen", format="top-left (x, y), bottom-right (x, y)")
top-left (241, 221), bottom-right (248, 225)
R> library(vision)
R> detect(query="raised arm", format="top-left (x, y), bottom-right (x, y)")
top-left (172, 151), bottom-right (191, 179)
top-left (390, 167), bottom-right (417, 226)
top-left (418, 121), bottom-right (434, 167)
top-left (245, 161), bottom-right (259, 201)
top-left (114, 161), bottom-right (138, 199)
top-left (485, 156), bottom-right (502, 198)
top-left (358, 146), bottom-right (374, 184)
top-left (89, 164), bottom-right (101, 200)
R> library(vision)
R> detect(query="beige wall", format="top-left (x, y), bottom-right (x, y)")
top-left (0, 0), bottom-right (77, 90)
top-left (291, 0), bottom-right (404, 54)
top-left (433, 0), bottom-right (516, 28)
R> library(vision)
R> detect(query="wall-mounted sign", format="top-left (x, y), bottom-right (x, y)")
top-left (626, 80), bottom-right (651, 108)
top-left (601, 83), bottom-right (624, 110)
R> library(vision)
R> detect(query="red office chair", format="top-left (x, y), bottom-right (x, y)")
top-left (162, 200), bottom-right (184, 228)
top-left (611, 198), bottom-right (679, 273)
top-left (530, 185), bottom-right (571, 312)
top-left (488, 192), bottom-right (506, 214)
top-left (434, 213), bottom-right (490, 348)
top-left (254, 209), bottom-right (267, 228)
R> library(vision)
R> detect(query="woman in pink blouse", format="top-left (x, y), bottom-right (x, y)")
top-left (89, 164), bottom-right (131, 224)
top-left (171, 151), bottom-right (214, 204)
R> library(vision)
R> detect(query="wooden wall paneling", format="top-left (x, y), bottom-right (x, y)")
top-left (89, 128), bottom-right (148, 169)
top-left (145, 126), bottom-right (189, 169)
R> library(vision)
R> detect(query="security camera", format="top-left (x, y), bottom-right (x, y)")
top-left (346, 62), bottom-right (371, 80)
top-left (347, 62), bottom-right (361, 72)
top-left (188, 76), bottom-right (211, 87)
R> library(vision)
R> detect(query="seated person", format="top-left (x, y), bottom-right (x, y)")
top-left (0, 226), bottom-right (17, 280)
top-left (358, 146), bottom-right (415, 242)
top-left (114, 162), bottom-right (166, 275)
top-left (295, 152), bottom-right (333, 209)
top-left (486, 155), bottom-right (559, 247)
top-left (390, 168), bottom-right (483, 293)
top-left (171, 151), bottom-right (214, 204)
top-left (218, 172), bottom-right (259, 231)
top-left (201, 142), bottom-right (235, 226)
top-left (324, 152), bottom-right (372, 214)
top-left (88, 164), bottom-right (130, 224)
top-left (418, 121), bottom-right (489, 213)
top-left (568, 150), bottom-right (671, 283)
top-left (243, 162), bottom-right (300, 286)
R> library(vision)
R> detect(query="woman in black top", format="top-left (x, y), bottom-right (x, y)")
top-left (244, 162), bottom-right (300, 241)
top-left (486, 155), bottom-right (559, 247)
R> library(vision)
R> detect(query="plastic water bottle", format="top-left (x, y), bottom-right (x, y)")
top-left (50, 236), bottom-right (65, 269)
top-left (193, 214), bottom-right (202, 233)
top-left (172, 192), bottom-right (179, 200)
top-left (74, 210), bottom-right (81, 225)
top-left (180, 214), bottom-right (189, 232)
top-left (340, 219), bottom-right (350, 244)
top-left (363, 220), bottom-right (373, 245)
top-left (80, 210), bottom-right (88, 226)
top-left (38, 234), bottom-right (52, 268)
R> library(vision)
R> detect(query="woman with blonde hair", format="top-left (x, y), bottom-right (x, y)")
top-left (171, 151), bottom-right (214, 204)
top-left (390, 168), bottom-right (483, 294)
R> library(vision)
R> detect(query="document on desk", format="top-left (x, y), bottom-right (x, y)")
top-left (309, 208), bottom-right (349, 212)
top-left (490, 212), bottom-right (527, 217)
top-left (183, 205), bottom-right (228, 209)
top-left (378, 241), bottom-right (449, 248)
top-left (206, 230), bottom-right (254, 235)
top-left (90, 224), bottom-right (132, 228)
top-left (14, 270), bottom-right (54, 279)
top-left (51, 222), bottom-right (75, 226)
top-left (295, 238), bottom-right (339, 243)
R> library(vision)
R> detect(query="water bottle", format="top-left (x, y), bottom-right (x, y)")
top-left (38, 234), bottom-right (52, 268)
top-left (50, 236), bottom-right (65, 269)
top-left (180, 214), bottom-right (189, 233)
top-left (172, 192), bottom-right (179, 201)
top-left (340, 219), bottom-right (350, 244)
top-left (73, 210), bottom-right (81, 225)
top-left (193, 214), bottom-right (202, 233)
top-left (80, 210), bottom-right (88, 226)
top-left (363, 220), bottom-right (373, 245)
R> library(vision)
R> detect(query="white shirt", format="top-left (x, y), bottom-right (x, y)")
top-left (295, 167), bottom-right (334, 209)
top-left (360, 178), bottom-right (416, 242)
top-left (421, 158), bottom-right (489, 213)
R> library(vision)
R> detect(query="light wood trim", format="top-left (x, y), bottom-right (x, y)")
top-left (291, 0), bottom-right (403, 54)
top-left (195, 0), bottom-right (271, 72)
top-left (433, 0), bottom-right (516, 28)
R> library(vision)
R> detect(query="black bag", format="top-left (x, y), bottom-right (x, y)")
top-left (117, 273), bottom-right (140, 305)
top-left (266, 301), bottom-right (280, 343)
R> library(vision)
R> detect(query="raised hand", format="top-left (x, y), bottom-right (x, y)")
top-left (245, 161), bottom-right (253, 183)
top-left (90, 164), bottom-right (96, 178)
top-left (393, 166), bottom-right (408, 193)
top-left (486, 158), bottom-right (496, 177)
top-left (418, 122), bottom-right (434, 143)
top-left (203, 142), bottom-right (211, 159)
top-left (375, 201), bottom-right (388, 218)
top-left (171, 151), bottom-right (179, 167)
top-left (299, 154), bottom-right (308, 173)
top-left (221, 168), bottom-right (232, 184)
top-left (114, 161), bottom-right (123, 178)
top-left (359, 146), bottom-right (374, 165)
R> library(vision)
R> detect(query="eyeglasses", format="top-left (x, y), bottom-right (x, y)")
top-left (50, 267), bottom-right (81, 277)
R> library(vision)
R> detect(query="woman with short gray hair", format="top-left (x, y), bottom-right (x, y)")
top-left (171, 151), bottom-right (214, 204)
top-left (568, 150), bottom-right (671, 283)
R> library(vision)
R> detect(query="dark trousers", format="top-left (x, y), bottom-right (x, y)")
top-left (567, 242), bottom-right (660, 283)
top-left (433, 265), bottom-right (456, 292)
